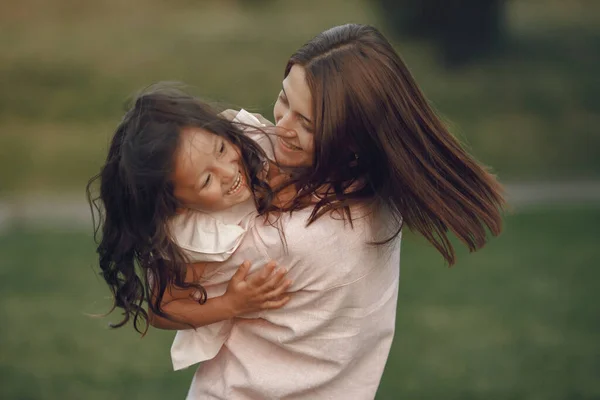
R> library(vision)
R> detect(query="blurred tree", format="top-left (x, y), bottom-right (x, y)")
top-left (377, 0), bottom-right (506, 68)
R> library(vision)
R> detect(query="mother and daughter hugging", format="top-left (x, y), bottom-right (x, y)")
top-left (87, 24), bottom-right (505, 399)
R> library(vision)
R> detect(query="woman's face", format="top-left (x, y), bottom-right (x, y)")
top-left (273, 64), bottom-right (315, 167)
top-left (172, 127), bottom-right (251, 212)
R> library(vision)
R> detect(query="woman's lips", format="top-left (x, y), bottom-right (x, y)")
top-left (278, 136), bottom-right (302, 152)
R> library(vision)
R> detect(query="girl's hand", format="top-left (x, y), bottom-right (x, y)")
top-left (224, 261), bottom-right (292, 316)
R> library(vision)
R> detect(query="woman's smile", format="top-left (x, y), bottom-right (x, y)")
top-left (277, 136), bottom-right (303, 152)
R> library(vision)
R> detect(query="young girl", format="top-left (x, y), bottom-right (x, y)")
top-left (87, 86), bottom-right (291, 370)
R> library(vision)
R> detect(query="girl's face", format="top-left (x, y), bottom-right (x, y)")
top-left (172, 127), bottom-right (251, 212)
top-left (273, 64), bottom-right (315, 167)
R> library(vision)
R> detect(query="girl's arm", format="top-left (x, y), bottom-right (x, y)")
top-left (148, 261), bottom-right (291, 330)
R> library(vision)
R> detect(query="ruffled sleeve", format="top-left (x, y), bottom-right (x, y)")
top-left (169, 211), bottom-right (248, 264)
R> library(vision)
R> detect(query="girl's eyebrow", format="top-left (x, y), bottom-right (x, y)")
top-left (212, 135), bottom-right (219, 154)
top-left (282, 86), bottom-right (312, 125)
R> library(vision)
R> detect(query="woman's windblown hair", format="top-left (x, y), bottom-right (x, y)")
top-left (280, 24), bottom-right (505, 265)
top-left (87, 85), bottom-right (272, 334)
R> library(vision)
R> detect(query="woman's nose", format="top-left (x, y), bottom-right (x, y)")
top-left (276, 113), bottom-right (297, 138)
top-left (276, 111), bottom-right (291, 128)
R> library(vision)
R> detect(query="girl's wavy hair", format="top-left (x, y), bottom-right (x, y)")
top-left (277, 23), bottom-right (506, 265)
top-left (87, 85), bottom-right (272, 334)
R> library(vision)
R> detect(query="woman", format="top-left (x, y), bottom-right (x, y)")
top-left (152, 23), bottom-right (504, 399)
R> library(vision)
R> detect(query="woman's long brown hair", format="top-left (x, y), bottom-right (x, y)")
top-left (279, 24), bottom-right (505, 265)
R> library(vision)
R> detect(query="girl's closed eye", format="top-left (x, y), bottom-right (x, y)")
top-left (219, 142), bottom-right (226, 155)
top-left (202, 174), bottom-right (211, 189)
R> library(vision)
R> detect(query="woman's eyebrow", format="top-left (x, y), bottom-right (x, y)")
top-left (282, 87), bottom-right (312, 124)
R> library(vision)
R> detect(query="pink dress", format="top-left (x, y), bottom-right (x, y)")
top-left (186, 205), bottom-right (401, 399)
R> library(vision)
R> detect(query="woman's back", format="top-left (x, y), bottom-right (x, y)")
top-left (187, 204), bottom-right (401, 399)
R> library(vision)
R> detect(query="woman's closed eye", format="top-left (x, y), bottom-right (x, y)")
top-left (301, 121), bottom-right (314, 133)
top-left (219, 141), bottom-right (226, 155)
top-left (278, 93), bottom-right (312, 131)
top-left (278, 92), bottom-right (288, 105)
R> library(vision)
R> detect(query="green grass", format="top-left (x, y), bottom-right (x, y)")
top-left (379, 206), bottom-right (600, 399)
top-left (0, 0), bottom-right (599, 194)
top-left (1, 206), bottom-right (599, 399)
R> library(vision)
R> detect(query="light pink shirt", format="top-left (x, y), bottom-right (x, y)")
top-left (186, 205), bottom-right (401, 399)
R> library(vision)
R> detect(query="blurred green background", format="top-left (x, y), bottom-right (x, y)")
top-left (0, 0), bottom-right (599, 399)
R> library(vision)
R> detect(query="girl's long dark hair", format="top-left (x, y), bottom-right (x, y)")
top-left (87, 85), bottom-right (272, 334)
top-left (278, 24), bottom-right (505, 265)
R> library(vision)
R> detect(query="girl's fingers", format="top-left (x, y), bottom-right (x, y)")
top-left (261, 295), bottom-right (291, 310)
top-left (260, 268), bottom-right (288, 292)
top-left (231, 261), bottom-right (251, 284)
top-left (246, 261), bottom-right (277, 285)
top-left (263, 279), bottom-right (292, 300)
top-left (261, 261), bottom-right (277, 279)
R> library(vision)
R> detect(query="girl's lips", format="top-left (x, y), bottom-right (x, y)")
top-left (227, 171), bottom-right (243, 195)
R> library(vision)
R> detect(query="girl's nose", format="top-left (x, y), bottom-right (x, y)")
top-left (216, 161), bottom-right (237, 184)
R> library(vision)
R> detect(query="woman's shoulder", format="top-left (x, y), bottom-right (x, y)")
top-left (277, 205), bottom-right (372, 247)
top-left (282, 204), bottom-right (399, 253)
top-left (256, 204), bottom-right (400, 290)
